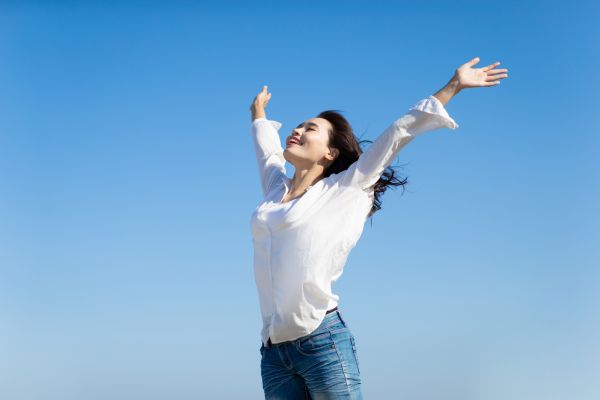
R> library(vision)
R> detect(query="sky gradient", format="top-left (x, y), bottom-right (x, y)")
top-left (0, 1), bottom-right (598, 399)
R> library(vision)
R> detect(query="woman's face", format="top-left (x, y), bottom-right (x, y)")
top-left (283, 117), bottom-right (337, 167)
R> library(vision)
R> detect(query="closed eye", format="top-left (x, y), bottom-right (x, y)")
top-left (291, 128), bottom-right (313, 135)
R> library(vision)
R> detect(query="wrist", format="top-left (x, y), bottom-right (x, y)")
top-left (448, 74), bottom-right (463, 94)
top-left (251, 106), bottom-right (266, 120)
top-left (253, 111), bottom-right (266, 120)
top-left (432, 76), bottom-right (462, 106)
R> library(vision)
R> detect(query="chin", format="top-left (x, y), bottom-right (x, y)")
top-left (283, 149), bottom-right (301, 166)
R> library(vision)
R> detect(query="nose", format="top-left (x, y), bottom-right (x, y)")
top-left (291, 130), bottom-right (302, 140)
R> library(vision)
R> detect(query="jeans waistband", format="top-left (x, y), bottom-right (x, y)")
top-left (266, 306), bottom-right (340, 348)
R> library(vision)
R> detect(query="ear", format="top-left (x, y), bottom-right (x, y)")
top-left (327, 147), bottom-right (339, 161)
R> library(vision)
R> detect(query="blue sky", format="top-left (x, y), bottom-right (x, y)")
top-left (0, 1), bottom-right (598, 399)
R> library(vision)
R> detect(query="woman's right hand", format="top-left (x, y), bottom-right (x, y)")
top-left (250, 85), bottom-right (272, 121)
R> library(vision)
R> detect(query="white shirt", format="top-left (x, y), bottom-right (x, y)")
top-left (249, 95), bottom-right (459, 346)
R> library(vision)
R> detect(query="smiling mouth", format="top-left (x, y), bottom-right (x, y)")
top-left (288, 138), bottom-right (302, 146)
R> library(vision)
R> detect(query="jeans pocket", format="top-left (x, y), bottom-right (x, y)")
top-left (296, 330), bottom-right (337, 356)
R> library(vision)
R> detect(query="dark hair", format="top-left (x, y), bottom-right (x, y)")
top-left (316, 110), bottom-right (408, 221)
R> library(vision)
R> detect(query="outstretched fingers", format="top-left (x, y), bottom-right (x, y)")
top-left (485, 73), bottom-right (509, 86)
top-left (483, 79), bottom-right (502, 86)
top-left (483, 61), bottom-right (501, 71)
top-left (487, 68), bottom-right (508, 75)
top-left (486, 69), bottom-right (508, 79)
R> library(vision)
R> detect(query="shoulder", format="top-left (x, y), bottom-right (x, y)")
top-left (323, 173), bottom-right (374, 202)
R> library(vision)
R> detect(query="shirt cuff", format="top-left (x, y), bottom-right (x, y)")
top-left (252, 117), bottom-right (283, 131)
top-left (409, 95), bottom-right (459, 130)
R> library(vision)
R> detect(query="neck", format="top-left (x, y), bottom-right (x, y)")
top-left (290, 165), bottom-right (325, 194)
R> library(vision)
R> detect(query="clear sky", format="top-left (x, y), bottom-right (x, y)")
top-left (0, 1), bottom-right (598, 399)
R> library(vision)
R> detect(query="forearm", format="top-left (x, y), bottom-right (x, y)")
top-left (250, 117), bottom-right (286, 196)
top-left (432, 76), bottom-right (461, 106)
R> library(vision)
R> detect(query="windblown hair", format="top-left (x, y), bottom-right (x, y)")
top-left (316, 110), bottom-right (408, 220)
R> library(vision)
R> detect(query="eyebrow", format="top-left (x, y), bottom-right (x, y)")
top-left (296, 122), bottom-right (320, 130)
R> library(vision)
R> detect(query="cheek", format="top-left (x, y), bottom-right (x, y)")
top-left (306, 142), bottom-right (329, 157)
top-left (308, 135), bottom-right (328, 149)
top-left (304, 140), bottom-right (320, 150)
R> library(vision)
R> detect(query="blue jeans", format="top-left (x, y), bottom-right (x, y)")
top-left (259, 309), bottom-right (363, 399)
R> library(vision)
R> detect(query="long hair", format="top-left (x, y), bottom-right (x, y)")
top-left (316, 110), bottom-right (408, 220)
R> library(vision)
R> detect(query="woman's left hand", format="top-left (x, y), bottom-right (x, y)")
top-left (454, 57), bottom-right (509, 90)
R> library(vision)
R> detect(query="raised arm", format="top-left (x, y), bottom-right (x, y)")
top-left (334, 95), bottom-right (459, 190)
top-left (249, 86), bottom-right (287, 197)
top-left (334, 57), bottom-right (509, 191)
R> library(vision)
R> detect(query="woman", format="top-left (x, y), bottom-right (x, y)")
top-left (249, 56), bottom-right (508, 399)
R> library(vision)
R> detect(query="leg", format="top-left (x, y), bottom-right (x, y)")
top-left (261, 343), bottom-right (311, 399)
top-left (291, 314), bottom-right (363, 399)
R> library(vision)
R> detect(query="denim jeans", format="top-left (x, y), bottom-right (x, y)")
top-left (259, 309), bottom-right (363, 399)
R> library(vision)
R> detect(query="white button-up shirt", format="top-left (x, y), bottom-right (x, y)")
top-left (249, 95), bottom-right (459, 346)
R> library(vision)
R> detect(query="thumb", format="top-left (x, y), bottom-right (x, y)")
top-left (468, 56), bottom-right (480, 66)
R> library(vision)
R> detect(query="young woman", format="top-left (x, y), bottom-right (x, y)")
top-left (249, 56), bottom-right (508, 399)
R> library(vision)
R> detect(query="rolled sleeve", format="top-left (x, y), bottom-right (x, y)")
top-left (406, 95), bottom-right (459, 136)
top-left (331, 95), bottom-right (460, 190)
